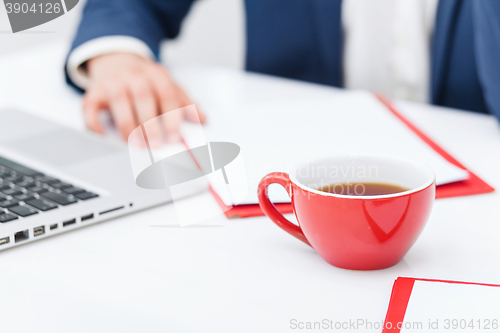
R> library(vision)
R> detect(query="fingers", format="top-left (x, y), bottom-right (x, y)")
top-left (82, 88), bottom-right (106, 134)
top-left (148, 64), bottom-right (180, 112)
top-left (106, 84), bottom-right (139, 142)
top-left (128, 77), bottom-right (163, 148)
top-left (161, 108), bottom-right (184, 143)
top-left (148, 64), bottom-right (183, 142)
top-left (174, 82), bottom-right (194, 107)
top-left (183, 104), bottom-right (207, 124)
top-left (85, 54), bottom-right (205, 145)
top-left (174, 84), bottom-right (207, 124)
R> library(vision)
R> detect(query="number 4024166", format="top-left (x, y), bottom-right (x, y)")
top-left (5, 2), bottom-right (62, 14)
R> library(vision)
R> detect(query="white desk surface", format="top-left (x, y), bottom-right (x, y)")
top-left (1, 41), bottom-right (500, 333)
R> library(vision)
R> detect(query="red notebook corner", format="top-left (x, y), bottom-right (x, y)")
top-left (376, 95), bottom-right (495, 200)
top-left (382, 277), bottom-right (500, 333)
top-left (211, 94), bottom-right (494, 218)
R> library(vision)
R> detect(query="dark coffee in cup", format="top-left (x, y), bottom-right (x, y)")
top-left (317, 182), bottom-right (409, 196)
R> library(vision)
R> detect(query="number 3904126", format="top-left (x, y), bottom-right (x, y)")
top-left (5, 2), bottom-right (62, 14)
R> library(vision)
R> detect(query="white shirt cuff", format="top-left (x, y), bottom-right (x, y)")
top-left (66, 36), bottom-right (155, 90)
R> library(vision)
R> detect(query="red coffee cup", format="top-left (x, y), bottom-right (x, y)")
top-left (258, 155), bottom-right (435, 270)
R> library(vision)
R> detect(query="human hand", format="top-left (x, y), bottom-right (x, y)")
top-left (83, 53), bottom-right (205, 147)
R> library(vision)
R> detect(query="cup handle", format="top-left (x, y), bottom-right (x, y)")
top-left (258, 172), bottom-right (311, 246)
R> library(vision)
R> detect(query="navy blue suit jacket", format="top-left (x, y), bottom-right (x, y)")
top-left (68, 0), bottom-right (500, 121)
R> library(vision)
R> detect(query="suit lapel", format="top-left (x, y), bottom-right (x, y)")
top-left (431, 0), bottom-right (463, 104)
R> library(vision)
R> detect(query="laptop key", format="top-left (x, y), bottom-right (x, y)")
top-left (41, 192), bottom-right (77, 205)
top-left (75, 191), bottom-right (99, 200)
top-left (9, 205), bottom-right (38, 217)
top-left (1, 188), bottom-right (22, 196)
top-left (26, 199), bottom-right (58, 211)
top-left (15, 194), bottom-right (35, 202)
top-left (0, 199), bottom-right (18, 208)
top-left (0, 213), bottom-right (18, 223)
top-left (0, 184), bottom-right (11, 191)
top-left (35, 176), bottom-right (59, 184)
top-left (62, 187), bottom-right (85, 195)
top-left (0, 156), bottom-right (43, 177)
top-left (50, 182), bottom-right (72, 190)
top-left (28, 186), bottom-right (48, 194)
top-left (0, 171), bottom-right (11, 178)
top-left (4, 175), bottom-right (23, 183)
top-left (15, 179), bottom-right (35, 188)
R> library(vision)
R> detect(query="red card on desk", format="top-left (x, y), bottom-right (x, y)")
top-left (382, 277), bottom-right (500, 333)
top-left (214, 94), bottom-right (494, 218)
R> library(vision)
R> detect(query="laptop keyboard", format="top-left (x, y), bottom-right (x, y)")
top-left (0, 155), bottom-right (98, 223)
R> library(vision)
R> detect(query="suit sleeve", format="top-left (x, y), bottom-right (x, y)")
top-left (65, 0), bottom-right (196, 92)
top-left (472, 0), bottom-right (500, 122)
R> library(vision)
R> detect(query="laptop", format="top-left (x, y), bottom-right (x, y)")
top-left (0, 109), bottom-right (181, 250)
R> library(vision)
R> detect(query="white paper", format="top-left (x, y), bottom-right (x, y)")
top-left (400, 280), bottom-right (500, 332)
top-left (180, 73), bottom-right (468, 206)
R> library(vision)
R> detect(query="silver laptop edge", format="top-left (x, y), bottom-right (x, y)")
top-left (0, 109), bottom-right (178, 250)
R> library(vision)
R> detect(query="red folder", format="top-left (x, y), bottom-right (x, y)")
top-left (377, 96), bottom-right (494, 200)
top-left (382, 277), bottom-right (500, 333)
top-left (212, 94), bottom-right (494, 218)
